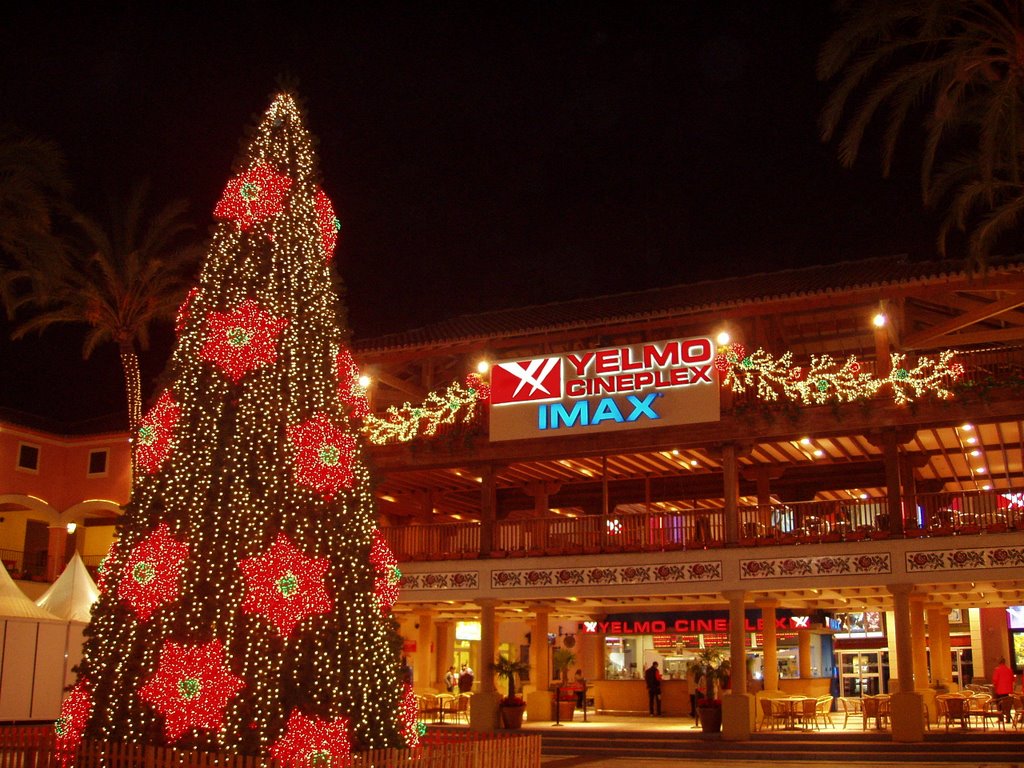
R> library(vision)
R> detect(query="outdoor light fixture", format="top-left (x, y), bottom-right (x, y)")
top-left (475, 360), bottom-right (489, 374)
top-left (66, 522), bottom-right (77, 535)
top-left (872, 312), bottom-right (887, 328)
top-left (357, 374), bottom-right (371, 388)
top-left (716, 330), bottom-right (731, 345)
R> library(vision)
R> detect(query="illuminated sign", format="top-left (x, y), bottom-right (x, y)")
top-left (455, 621), bottom-right (481, 641)
top-left (581, 615), bottom-right (810, 635)
top-left (489, 336), bottom-right (720, 441)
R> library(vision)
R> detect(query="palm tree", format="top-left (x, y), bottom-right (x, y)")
top-left (818, 0), bottom-right (1024, 268)
top-left (0, 126), bottom-right (69, 264)
top-left (1, 182), bottom-right (201, 469)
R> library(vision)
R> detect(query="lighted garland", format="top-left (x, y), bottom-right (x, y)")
top-left (199, 299), bottom-right (289, 383)
top-left (117, 523), bottom-right (189, 621)
top-left (715, 344), bottom-right (963, 405)
top-left (138, 639), bottom-right (245, 742)
top-left (269, 709), bottom-right (352, 768)
top-left (362, 373), bottom-right (489, 445)
top-left (239, 533), bottom-right (333, 637)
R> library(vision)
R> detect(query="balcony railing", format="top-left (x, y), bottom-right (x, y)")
top-left (379, 489), bottom-right (1024, 562)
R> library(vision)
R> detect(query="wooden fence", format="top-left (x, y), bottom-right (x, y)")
top-left (0, 726), bottom-right (541, 768)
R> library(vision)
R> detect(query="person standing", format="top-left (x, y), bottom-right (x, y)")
top-left (644, 661), bottom-right (663, 716)
top-left (458, 664), bottom-right (475, 693)
top-left (444, 665), bottom-right (457, 693)
top-left (992, 657), bottom-right (1014, 720)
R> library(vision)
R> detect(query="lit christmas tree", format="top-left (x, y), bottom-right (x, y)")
top-left (64, 92), bottom-right (411, 761)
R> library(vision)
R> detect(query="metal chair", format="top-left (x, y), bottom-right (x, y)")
top-left (938, 694), bottom-right (970, 731)
top-left (815, 695), bottom-right (835, 729)
top-left (758, 697), bottom-right (786, 731)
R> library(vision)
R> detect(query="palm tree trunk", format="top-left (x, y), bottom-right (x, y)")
top-left (120, 343), bottom-right (142, 485)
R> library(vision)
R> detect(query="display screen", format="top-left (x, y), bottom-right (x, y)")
top-left (1008, 606), bottom-right (1024, 630)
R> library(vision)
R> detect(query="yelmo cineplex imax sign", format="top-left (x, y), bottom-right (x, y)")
top-left (489, 336), bottom-right (721, 442)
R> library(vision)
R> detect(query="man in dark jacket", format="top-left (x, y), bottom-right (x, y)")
top-left (644, 661), bottom-right (663, 715)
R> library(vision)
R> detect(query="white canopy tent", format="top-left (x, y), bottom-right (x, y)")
top-left (0, 559), bottom-right (67, 720)
top-left (35, 552), bottom-right (100, 623)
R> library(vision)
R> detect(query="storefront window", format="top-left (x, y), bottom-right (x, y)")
top-left (604, 636), bottom-right (640, 678)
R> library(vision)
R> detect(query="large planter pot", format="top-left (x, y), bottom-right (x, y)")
top-left (500, 703), bottom-right (527, 729)
top-left (698, 705), bottom-right (722, 733)
top-left (556, 699), bottom-right (576, 722)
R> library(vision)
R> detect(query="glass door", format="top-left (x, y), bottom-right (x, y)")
top-left (837, 650), bottom-right (887, 696)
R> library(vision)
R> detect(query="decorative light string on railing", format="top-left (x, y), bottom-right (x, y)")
top-left (714, 344), bottom-right (963, 405)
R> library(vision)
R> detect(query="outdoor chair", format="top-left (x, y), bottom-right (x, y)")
top-left (837, 696), bottom-right (863, 729)
top-left (969, 693), bottom-right (993, 728)
top-left (938, 695), bottom-right (970, 731)
top-left (446, 693), bottom-right (471, 725)
top-left (758, 697), bottom-right (789, 731)
top-left (815, 695), bottom-right (835, 729)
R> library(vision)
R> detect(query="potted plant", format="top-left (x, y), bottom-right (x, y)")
top-left (491, 654), bottom-right (530, 729)
top-left (689, 648), bottom-right (731, 733)
top-left (551, 647), bottom-right (577, 721)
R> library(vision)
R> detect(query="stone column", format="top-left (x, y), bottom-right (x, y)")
top-left (758, 600), bottom-right (779, 692)
top-left (910, 595), bottom-right (929, 689)
top-left (470, 598), bottom-right (501, 731)
top-left (722, 444), bottom-right (740, 545)
top-left (925, 605), bottom-right (952, 690)
top-left (797, 630), bottom-right (812, 679)
top-left (887, 583), bottom-right (924, 741)
top-left (526, 606), bottom-right (552, 722)
top-left (881, 431), bottom-right (902, 535)
top-left (479, 465), bottom-right (498, 557)
top-left (46, 524), bottom-right (68, 582)
top-left (435, 620), bottom-right (454, 688)
top-left (722, 590), bottom-right (752, 741)
top-left (416, 610), bottom-right (434, 690)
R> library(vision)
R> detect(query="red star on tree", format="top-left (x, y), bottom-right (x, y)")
top-left (316, 188), bottom-right (341, 261)
top-left (336, 348), bottom-right (370, 420)
top-left (118, 523), bottom-right (189, 621)
top-left (287, 413), bottom-right (356, 500)
top-left (54, 679), bottom-right (92, 764)
top-left (239, 533), bottom-right (333, 637)
top-left (139, 639), bottom-right (245, 742)
top-left (199, 299), bottom-right (289, 382)
top-left (136, 391), bottom-right (181, 475)
top-left (213, 163), bottom-right (293, 230)
top-left (268, 709), bottom-right (352, 768)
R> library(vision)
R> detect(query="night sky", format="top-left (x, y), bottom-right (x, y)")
top-left (0, 3), bottom-right (941, 422)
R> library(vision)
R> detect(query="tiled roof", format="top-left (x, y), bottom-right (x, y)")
top-left (353, 255), bottom-right (1024, 353)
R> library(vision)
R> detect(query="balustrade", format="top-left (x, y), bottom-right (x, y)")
top-left (379, 488), bottom-right (1023, 561)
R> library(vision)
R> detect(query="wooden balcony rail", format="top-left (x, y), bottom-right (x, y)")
top-left (379, 488), bottom-right (1023, 561)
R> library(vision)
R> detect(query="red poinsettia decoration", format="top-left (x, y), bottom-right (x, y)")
top-left (464, 372), bottom-right (491, 402)
top-left (213, 163), bottom-right (293, 230)
top-left (287, 413), bottom-right (357, 499)
top-left (54, 679), bottom-right (92, 763)
top-left (316, 188), bottom-right (341, 261)
top-left (336, 348), bottom-right (370, 420)
top-left (199, 299), bottom-right (289, 383)
top-left (118, 523), bottom-right (189, 621)
top-left (370, 529), bottom-right (401, 614)
top-left (239, 532), bottom-right (333, 637)
top-left (139, 639), bottom-right (245, 742)
top-left (369, 530), bottom-right (398, 573)
top-left (269, 709), bottom-right (352, 768)
top-left (136, 391), bottom-right (181, 475)
top-left (399, 683), bottom-right (421, 748)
